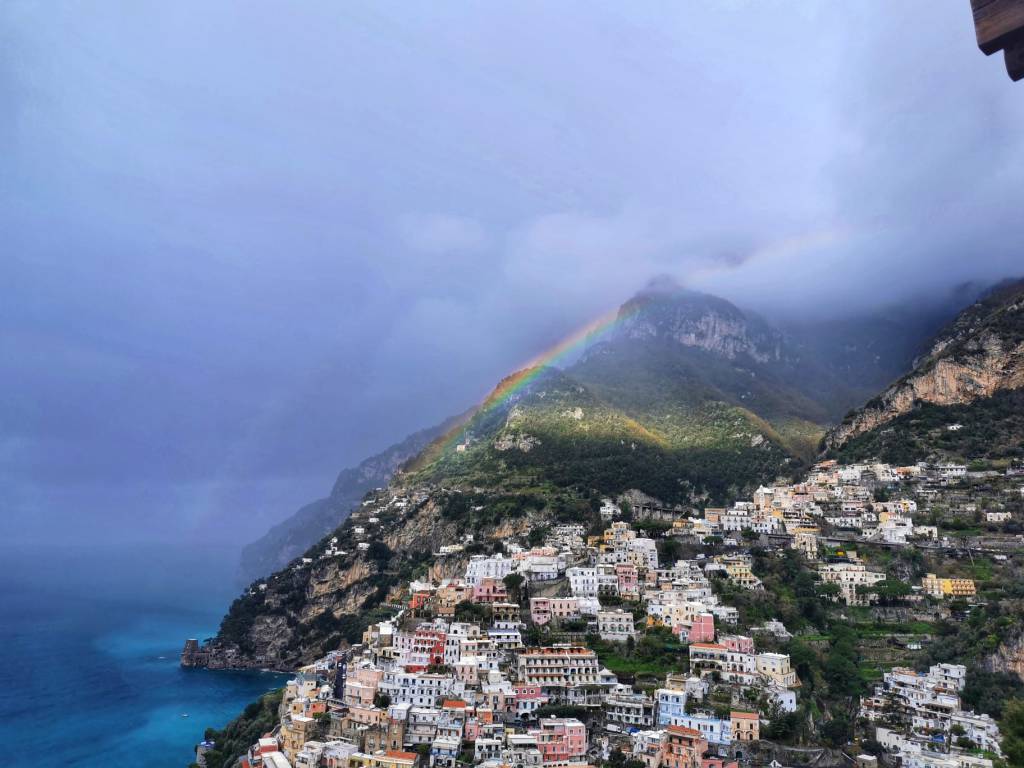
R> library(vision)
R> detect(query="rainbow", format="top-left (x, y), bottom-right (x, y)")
top-left (471, 303), bottom-right (640, 416)
top-left (418, 297), bottom-right (650, 464)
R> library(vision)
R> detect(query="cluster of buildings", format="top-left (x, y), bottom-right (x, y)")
top-left (670, 466), bottom-right (931, 546)
top-left (860, 663), bottom-right (1001, 768)
top-left (234, 621), bottom-right (777, 768)
top-left (220, 513), bottom-right (805, 768)
top-left (207, 455), bottom-right (1020, 768)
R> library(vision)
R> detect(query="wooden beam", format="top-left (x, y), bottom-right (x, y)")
top-left (971, 0), bottom-right (1024, 55)
top-left (1005, 38), bottom-right (1024, 80)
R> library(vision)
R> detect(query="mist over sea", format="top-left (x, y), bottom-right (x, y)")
top-left (0, 542), bottom-right (287, 767)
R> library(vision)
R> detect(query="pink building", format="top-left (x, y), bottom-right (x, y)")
top-left (616, 563), bottom-right (639, 597)
top-left (464, 709), bottom-right (494, 742)
top-left (529, 718), bottom-right (587, 763)
top-left (472, 577), bottom-right (509, 604)
top-left (686, 613), bottom-right (715, 643)
top-left (514, 683), bottom-right (549, 719)
top-left (529, 597), bottom-right (580, 626)
top-left (702, 758), bottom-right (738, 768)
top-left (720, 635), bottom-right (754, 654)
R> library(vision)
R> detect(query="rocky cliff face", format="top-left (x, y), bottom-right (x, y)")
top-left (985, 630), bottom-right (1024, 682)
top-left (615, 284), bottom-right (783, 364)
top-left (825, 279), bottom-right (1024, 451)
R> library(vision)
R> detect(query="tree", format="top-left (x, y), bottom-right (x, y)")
top-left (820, 715), bottom-right (851, 747)
top-left (454, 600), bottom-right (491, 623)
top-left (658, 537), bottom-right (683, 563)
top-left (857, 579), bottom-right (911, 605)
top-left (763, 711), bottom-right (801, 742)
top-left (817, 582), bottom-right (842, 601)
top-left (503, 573), bottom-right (526, 604)
top-left (367, 540), bottom-right (393, 564)
top-left (860, 738), bottom-right (883, 756)
top-left (1001, 698), bottom-right (1024, 767)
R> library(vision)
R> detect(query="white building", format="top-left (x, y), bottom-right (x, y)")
top-left (466, 554), bottom-right (515, 588)
top-left (598, 609), bottom-right (636, 642)
top-left (568, 567), bottom-right (599, 598)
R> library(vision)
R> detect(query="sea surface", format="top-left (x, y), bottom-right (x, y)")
top-left (0, 543), bottom-right (289, 767)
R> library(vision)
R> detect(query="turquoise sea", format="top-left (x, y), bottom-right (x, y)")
top-left (0, 544), bottom-right (289, 767)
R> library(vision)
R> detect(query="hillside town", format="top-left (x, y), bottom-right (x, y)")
top-left (191, 457), bottom-right (1024, 768)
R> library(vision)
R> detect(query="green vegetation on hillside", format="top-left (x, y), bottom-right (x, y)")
top-left (832, 388), bottom-right (1024, 464)
top-left (189, 688), bottom-right (284, 768)
top-left (413, 365), bottom-right (804, 506)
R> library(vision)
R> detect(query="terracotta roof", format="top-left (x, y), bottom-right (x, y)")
top-left (442, 699), bottom-right (468, 709)
top-left (731, 711), bottom-right (759, 719)
top-left (385, 750), bottom-right (419, 761)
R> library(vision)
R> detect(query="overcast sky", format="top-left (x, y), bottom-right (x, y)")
top-left (2, 1), bottom-right (1022, 548)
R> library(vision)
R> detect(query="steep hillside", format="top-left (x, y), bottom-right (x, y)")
top-left (205, 484), bottom-right (579, 669)
top-left (826, 278), bottom-right (1024, 458)
top-left (404, 285), bottom-right (860, 503)
top-left (206, 281), bottom-right (991, 670)
top-left (831, 388), bottom-right (1024, 465)
top-left (409, 364), bottom-right (792, 505)
top-left (239, 417), bottom-right (462, 583)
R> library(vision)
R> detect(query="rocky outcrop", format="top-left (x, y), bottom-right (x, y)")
top-left (985, 629), bottom-right (1024, 681)
top-left (615, 284), bottom-right (784, 364)
top-left (826, 279), bottom-right (1024, 450)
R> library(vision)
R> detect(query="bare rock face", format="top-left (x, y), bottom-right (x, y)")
top-left (985, 630), bottom-right (1024, 681)
top-left (616, 287), bottom-right (784, 364)
top-left (493, 433), bottom-right (541, 452)
top-left (825, 281), bottom-right (1024, 450)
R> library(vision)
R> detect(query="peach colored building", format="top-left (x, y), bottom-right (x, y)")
top-left (719, 635), bottom-right (754, 654)
top-left (730, 711), bottom-right (759, 742)
top-left (663, 725), bottom-right (707, 768)
top-left (616, 563), bottom-right (640, 597)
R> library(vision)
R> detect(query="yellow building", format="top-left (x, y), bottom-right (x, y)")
top-left (603, 521), bottom-right (636, 545)
top-left (717, 555), bottom-right (761, 590)
top-left (281, 713), bottom-right (316, 760)
top-left (790, 530), bottom-right (819, 560)
top-left (921, 573), bottom-right (976, 599)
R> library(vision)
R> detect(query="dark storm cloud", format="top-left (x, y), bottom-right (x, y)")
top-left (1, 1), bottom-right (1020, 545)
